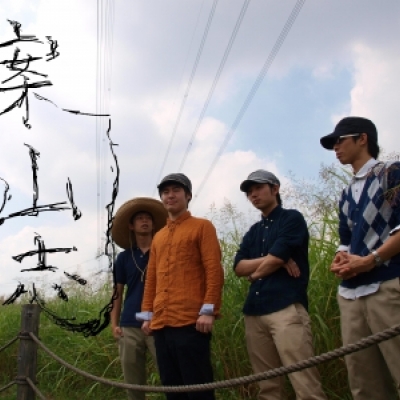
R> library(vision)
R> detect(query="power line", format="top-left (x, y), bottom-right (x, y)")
top-left (150, 0), bottom-right (207, 190)
top-left (96, 0), bottom-right (115, 263)
top-left (178, 0), bottom-right (251, 172)
top-left (154, 0), bottom-right (219, 189)
top-left (193, 0), bottom-right (306, 203)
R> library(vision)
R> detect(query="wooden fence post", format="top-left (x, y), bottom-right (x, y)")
top-left (16, 304), bottom-right (41, 400)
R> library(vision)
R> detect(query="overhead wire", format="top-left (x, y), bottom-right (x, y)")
top-left (192, 0), bottom-right (306, 203)
top-left (150, 0), bottom-right (207, 191)
top-left (178, 0), bottom-right (251, 172)
top-left (96, 0), bottom-right (115, 264)
top-left (153, 0), bottom-right (219, 190)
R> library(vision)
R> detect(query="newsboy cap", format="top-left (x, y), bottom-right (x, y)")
top-left (240, 170), bottom-right (280, 192)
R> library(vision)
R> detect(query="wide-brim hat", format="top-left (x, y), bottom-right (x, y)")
top-left (111, 197), bottom-right (168, 249)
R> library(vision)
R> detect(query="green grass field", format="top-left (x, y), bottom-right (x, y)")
top-left (1, 168), bottom-right (355, 399)
top-left (0, 228), bottom-right (350, 400)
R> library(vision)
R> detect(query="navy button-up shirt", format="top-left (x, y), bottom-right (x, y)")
top-left (234, 206), bottom-right (309, 315)
top-left (115, 247), bottom-right (149, 328)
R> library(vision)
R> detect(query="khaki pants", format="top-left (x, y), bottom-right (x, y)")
top-left (338, 278), bottom-right (400, 400)
top-left (119, 327), bottom-right (157, 400)
top-left (244, 304), bottom-right (326, 400)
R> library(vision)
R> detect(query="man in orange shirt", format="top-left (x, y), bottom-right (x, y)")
top-left (137, 173), bottom-right (224, 400)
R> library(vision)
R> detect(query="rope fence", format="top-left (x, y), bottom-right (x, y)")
top-left (0, 380), bottom-right (16, 394)
top-left (26, 377), bottom-right (47, 400)
top-left (1, 304), bottom-right (400, 398)
top-left (0, 335), bottom-right (18, 353)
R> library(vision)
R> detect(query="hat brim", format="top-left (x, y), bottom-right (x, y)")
top-left (111, 197), bottom-right (168, 249)
top-left (240, 179), bottom-right (278, 192)
top-left (320, 132), bottom-right (339, 150)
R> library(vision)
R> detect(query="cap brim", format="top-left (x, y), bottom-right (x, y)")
top-left (111, 197), bottom-right (168, 249)
top-left (320, 132), bottom-right (338, 150)
top-left (157, 179), bottom-right (192, 193)
top-left (240, 179), bottom-right (269, 192)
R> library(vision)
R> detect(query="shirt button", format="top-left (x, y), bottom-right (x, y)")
top-left (256, 292), bottom-right (259, 295)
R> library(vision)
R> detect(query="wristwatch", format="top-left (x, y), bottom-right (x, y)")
top-left (371, 250), bottom-right (383, 266)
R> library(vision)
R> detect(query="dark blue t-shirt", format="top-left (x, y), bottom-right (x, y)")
top-left (234, 206), bottom-right (309, 315)
top-left (114, 247), bottom-right (149, 328)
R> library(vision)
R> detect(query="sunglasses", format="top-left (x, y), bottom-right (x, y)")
top-left (334, 133), bottom-right (361, 145)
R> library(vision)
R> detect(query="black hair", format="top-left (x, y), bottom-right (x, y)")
top-left (368, 140), bottom-right (380, 159)
top-left (268, 184), bottom-right (282, 206)
top-left (129, 211), bottom-right (153, 224)
top-left (352, 134), bottom-right (380, 159)
top-left (245, 183), bottom-right (282, 206)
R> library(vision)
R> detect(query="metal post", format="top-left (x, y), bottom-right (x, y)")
top-left (16, 304), bottom-right (41, 400)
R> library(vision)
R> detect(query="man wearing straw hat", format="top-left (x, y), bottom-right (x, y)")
top-left (138, 173), bottom-right (224, 400)
top-left (111, 197), bottom-right (168, 400)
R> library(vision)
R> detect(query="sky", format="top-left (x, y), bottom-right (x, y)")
top-left (0, 0), bottom-right (399, 298)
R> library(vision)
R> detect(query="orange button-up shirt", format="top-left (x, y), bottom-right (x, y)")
top-left (141, 211), bottom-right (224, 330)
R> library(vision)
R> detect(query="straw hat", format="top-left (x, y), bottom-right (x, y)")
top-left (111, 197), bottom-right (168, 249)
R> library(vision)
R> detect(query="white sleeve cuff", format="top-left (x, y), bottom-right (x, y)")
top-left (136, 311), bottom-right (153, 321)
top-left (337, 245), bottom-right (349, 253)
top-left (389, 225), bottom-right (400, 236)
top-left (199, 304), bottom-right (214, 316)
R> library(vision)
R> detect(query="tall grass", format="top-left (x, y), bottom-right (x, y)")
top-left (1, 246), bottom-right (349, 400)
top-left (1, 194), bottom-right (352, 399)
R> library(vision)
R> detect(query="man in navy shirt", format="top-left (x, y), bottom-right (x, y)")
top-left (111, 197), bottom-right (167, 400)
top-left (234, 170), bottom-right (326, 400)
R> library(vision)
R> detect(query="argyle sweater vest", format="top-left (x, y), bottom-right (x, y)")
top-left (339, 161), bottom-right (400, 288)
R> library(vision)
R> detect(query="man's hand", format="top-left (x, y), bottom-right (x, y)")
top-left (112, 326), bottom-right (123, 340)
top-left (141, 321), bottom-right (153, 336)
top-left (196, 315), bottom-right (215, 334)
top-left (330, 253), bottom-right (375, 280)
top-left (283, 258), bottom-right (300, 277)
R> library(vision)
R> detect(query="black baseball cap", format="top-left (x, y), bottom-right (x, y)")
top-left (157, 173), bottom-right (192, 194)
top-left (320, 116), bottom-right (378, 150)
top-left (240, 170), bottom-right (280, 193)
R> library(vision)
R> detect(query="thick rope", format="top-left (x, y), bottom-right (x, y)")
top-left (26, 377), bottom-right (47, 400)
top-left (29, 323), bottom-right (400, 393)
top-left (0, 380), bottom-right (16, 394)
top-left (0, 335), bottom-right (18, 353)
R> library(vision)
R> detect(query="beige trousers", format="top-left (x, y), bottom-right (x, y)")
top-left (244, 304), bottom-right (327, 400)
top-left (119, 327), bottom-right (157, 400)
top-left (338, 278), bottom-right (400, 400)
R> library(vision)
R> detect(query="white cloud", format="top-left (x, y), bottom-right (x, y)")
top-left (2, 0), bottom-right (400, 296)
top-left (349, 43), bottom-right (400, 152)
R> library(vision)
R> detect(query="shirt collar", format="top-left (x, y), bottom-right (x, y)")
top-left (167, 210), bottom-right (191, 227)
top-left (261, 205), bottom-right (281, 222)
top-left (353, 158), bottom-right (379, 180)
